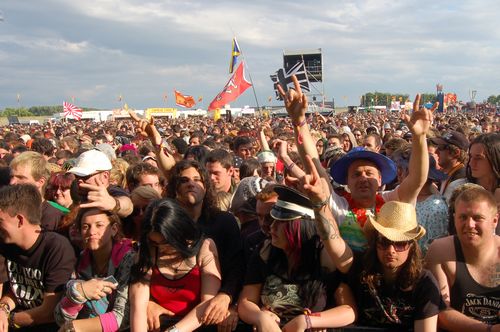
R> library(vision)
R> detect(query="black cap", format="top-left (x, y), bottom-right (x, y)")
top-left (431, 130), bottom-right (469, 151)
top-left (270, 185), bottom-right (315, 221)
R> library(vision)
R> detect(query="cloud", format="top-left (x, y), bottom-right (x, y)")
top-left (1, 0), bottom-right (499, 109)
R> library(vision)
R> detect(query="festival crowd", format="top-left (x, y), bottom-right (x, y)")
top-left (0, 80), bottom-right (498, 332)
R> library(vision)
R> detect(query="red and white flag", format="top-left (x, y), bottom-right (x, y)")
top-left (208, 61), bottom-right (252, 111)
top-left (63, 101), bottom-right (83, 120)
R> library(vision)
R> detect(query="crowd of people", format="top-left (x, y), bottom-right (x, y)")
top-left (0, 80), bottom-right (498, 332)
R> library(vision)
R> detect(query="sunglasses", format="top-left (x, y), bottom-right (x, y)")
top-left (376, 237), bottom-right (411, 252)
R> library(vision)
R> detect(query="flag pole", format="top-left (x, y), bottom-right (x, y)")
top-left (231, 35), bottom-right (260, 112)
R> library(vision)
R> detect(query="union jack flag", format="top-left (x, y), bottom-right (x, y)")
top-left (270, 61), bottom-right (310, 100)
top-left (63, 101), bottom-right (83, 120)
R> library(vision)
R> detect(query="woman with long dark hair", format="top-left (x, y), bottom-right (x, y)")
top-left (129, 198), bottom-right (221, 332)
top-left (466, 132), bottom-right (500, 205)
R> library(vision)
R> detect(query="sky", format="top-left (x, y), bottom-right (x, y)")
top-left (1, 0), bottom-right (499, 110)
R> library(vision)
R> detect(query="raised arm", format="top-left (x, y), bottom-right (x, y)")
top-left (278, 76), bottom-right (331, 184)
top-left (301, 154), bottom-right (353, 273)
top-left (128, 110), bottom-right (176, 178)
top-left (397, 95), bottom-right (437, 203)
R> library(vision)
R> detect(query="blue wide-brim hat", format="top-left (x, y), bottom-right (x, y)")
top-left (330, 147), bottom-right (397, 185)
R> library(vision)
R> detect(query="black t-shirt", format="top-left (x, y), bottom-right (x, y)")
top-left (0, 231), bottom-right (76, 310)
top-left (41, 200), bottom-right (65, 231)
top-left (198, 211), bottom-right (244, 301)
top-left (244, 241), bottom-right (341, 323)
top-left (348, 253), bottom-right (445, 330)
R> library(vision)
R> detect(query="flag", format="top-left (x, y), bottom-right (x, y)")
top-left (118, 94), bottom-right (122, 102)
top-left (63, 101), bottom-right (83, 120)
top-left (229, 37), bottom-right (241, 74)
top-left (270, 61), bottom-right (310, 100)
top-left (198, 96), bottom-right (203, 102)
top-left (214, 108), bottom-right (221, 121)
top-left (208, 61), bottom-right (252, 111)
top-left (16, 93), bottom-right (20, 103)
top-left (174, 90), bottom-right (196, 108)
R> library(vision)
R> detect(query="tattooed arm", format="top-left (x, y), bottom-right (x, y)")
top-left (301, 154), bottom-right (353, 274)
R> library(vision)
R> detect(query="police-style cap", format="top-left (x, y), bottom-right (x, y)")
top-left (270, 185), bottom-right (315, 221)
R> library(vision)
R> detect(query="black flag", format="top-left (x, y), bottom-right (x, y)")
top-left (270, 61), bottom-right (310, 100)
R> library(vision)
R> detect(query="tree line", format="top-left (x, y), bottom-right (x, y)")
top-left (486, 95), bottom-right (500, 105)
top-left (0, 106), bottom-right (96, 117)
top-left (360, 92), bottom-right (437, 107)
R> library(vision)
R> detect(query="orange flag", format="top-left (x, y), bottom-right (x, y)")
top-left (174, 90), bottom-right (196, 108)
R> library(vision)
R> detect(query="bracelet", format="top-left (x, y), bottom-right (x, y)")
top-left (285, 162), bottom-right (295, 172)
top-left (111, 197), bottom-right (121, 214)
top-left (304, 314), bottom-right (312, 330)
top-left (312, 194), bottom-right (331, 209)
top-left (63, 320), bottom-right (76, 332)
top-left (8, 312), bottom-right (20, 329)
top-left (79, 281), bottom-right (91, 300)
top-left (486, 324), bottom-right (492, 332)
top-left (292, 118), bottom-right (307, 128)
top-left (154, 142), bottom-right (164, 151)
top-left (166, 325), bottom-right (180, 332)
top-left (0, 302), bottom-right (10, 315)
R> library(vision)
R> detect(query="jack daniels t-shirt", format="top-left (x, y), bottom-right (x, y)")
top-left (0, 231), bottom-right (76, 310)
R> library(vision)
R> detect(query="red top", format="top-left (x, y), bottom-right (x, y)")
top-left (150, 264), bottom-right (201, 317)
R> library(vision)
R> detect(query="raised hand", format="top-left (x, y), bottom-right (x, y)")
top-left (277, 75), bottom-right (308, 122)
top-left (403, 94), bottom-right (437, 137)
top-left (300, 154), bottom-right (330, 205)
top-left (128, 109), bottom-right (162, 145)
top-left (79, 177), bottom-right (116, 211)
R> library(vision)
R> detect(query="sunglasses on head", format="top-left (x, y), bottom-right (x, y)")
top-left (376, 236), bottom-right (412, 252)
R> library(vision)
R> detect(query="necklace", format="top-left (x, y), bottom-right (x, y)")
top-left (172, 259), bottom-right (185, 273)
top-left (344, 192), bottom-right (385, 227)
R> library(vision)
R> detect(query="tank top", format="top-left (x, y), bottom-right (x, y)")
top-left (450, 236), bottom-right (500, 325)
top-left (150, 264), bottom-right (201, 317)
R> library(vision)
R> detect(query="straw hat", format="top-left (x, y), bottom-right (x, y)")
top-left (367, 201), bottom-right (425, 242)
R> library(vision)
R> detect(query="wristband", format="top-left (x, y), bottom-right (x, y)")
top-left (312, 194), bottom-right (330, 209)
top-left (63, 320), bottom-right (76, 332)
top-left (8, 312), bottom-right (20, 329)
top-left (292, 118), bottom-right (307, 128)
top-left (285, 162), bottom-right (295, 172)
top-left (166, 325), bottom-right (180, 332)
top-left (111, 197), bottom-right (121, 214)
top-left (304, 314), bottom-right (312, 330)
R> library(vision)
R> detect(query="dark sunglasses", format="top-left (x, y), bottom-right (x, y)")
top-left (376, 237), bottom-right (411, 252)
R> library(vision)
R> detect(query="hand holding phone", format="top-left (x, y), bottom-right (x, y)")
top-left (103, 275), bottom-right (119, 286)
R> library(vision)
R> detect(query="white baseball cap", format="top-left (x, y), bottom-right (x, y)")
top-left (68, 150), bottom-right (112, 177)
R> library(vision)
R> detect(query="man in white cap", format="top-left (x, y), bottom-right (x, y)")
top-left (68, 150), bottom-right (133, 217)
top-left (257, 150), bottom-right (277, 179)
